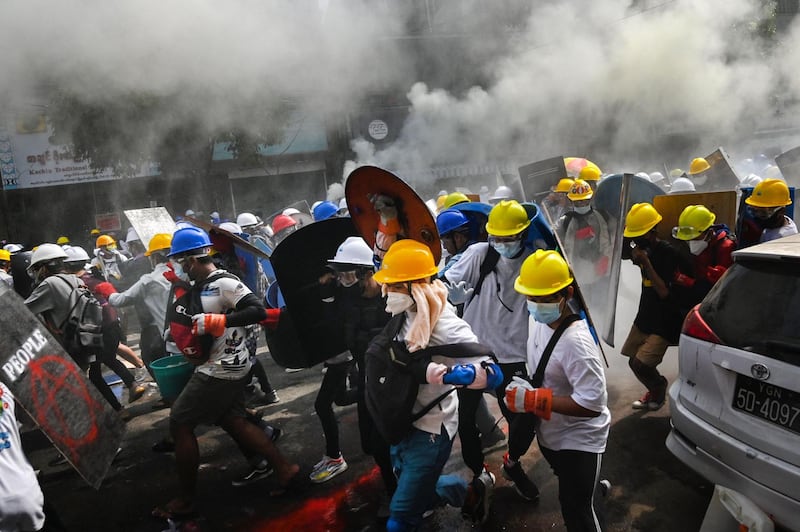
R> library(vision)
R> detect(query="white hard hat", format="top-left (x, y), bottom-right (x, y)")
top-left (210, 211), bottom-right (220, 220)
top-left (3, 243), bottom-right (23, 253)
top-left (649, 172), bottom-right (665, 184)
top-left (282, 208), bottom-right (301, 216)
top-left (328, 236), bottom-right (373, 268)
top-left (63, 245), bottom-right (91, 263)
top-left (219, 222), bottom-right (243, 234)
top-left (635, 172), bottom-right (651, 181)
top-left (185, 209), bottom-right (195, 217)
top-left (236, 212), bottom-right (261, 228)
top-left (740, 173), bottom-right (763, 188)
top-left (29, 243), bottom-right (68, 269)
top-left (311, 201), bottom-right (323, 211)
top-left (670, 177), bottom-right (696, 193)
top-left (126, 227), bottom-right (140, 243)
top-left (489, 185), bottom-right (513, 203)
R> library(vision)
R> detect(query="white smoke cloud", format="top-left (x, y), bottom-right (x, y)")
top-left (345, 0), bottom-right (800, 183)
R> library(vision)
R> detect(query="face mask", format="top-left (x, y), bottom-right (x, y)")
top-left (688, 239), bottom-right (709, 255)
top-left (527, 300), bottom-right (563, 324)
top-left (574, 205), bottom-right (591, 215)
top-left (385, 292), bottom-right (414, 316)
top-left (170, 260), bottom-right (190, 282)
top-left (337, 271), bottom-right (358, 288)
top-left (492, 240), bottom-right (522, 259)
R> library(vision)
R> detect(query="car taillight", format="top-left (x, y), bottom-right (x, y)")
top-left (682, 304), bottom-right (722, 344)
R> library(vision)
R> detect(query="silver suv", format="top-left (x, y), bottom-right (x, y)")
top-left (666, 233), bottom-right (800, 530)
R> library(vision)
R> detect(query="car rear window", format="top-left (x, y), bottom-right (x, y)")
top-left (700, 260), bottom-right (800, 365)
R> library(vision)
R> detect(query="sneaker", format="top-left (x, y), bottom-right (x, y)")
top-left (232, 462), bottom-right (274, 487)
top-left (309, 455), bottom-right (348, 483)
top-left (631, 392), bottom-right (665, 411)
top-left (599, 479), bottom-right (612, 497)
top-left (247, 390), bottom-right (280, 407)
top-left (502, 454), bottom-right (539, 501)
top-left (128, 384), bottom-right (146, 403)
top-left (462, 467), bottom-right (495, 523)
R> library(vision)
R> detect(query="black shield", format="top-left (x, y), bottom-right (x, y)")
top-left (518, 156), bottom-right (568, 202)
top-left (267, 217), bottom-right (359, 367)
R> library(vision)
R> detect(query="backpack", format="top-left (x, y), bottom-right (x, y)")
top-left (53, 274), bottom-right (105, 360)
top-left (364, 314), bottom-right (494, 445)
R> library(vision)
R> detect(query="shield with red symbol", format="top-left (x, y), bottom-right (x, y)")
top-left (0, 283), bottom-right (125, 488)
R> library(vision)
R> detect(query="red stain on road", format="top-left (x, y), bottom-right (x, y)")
top-left (246, 466), bottom-right (383, 531)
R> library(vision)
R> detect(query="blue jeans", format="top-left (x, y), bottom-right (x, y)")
top-left (388, 426), bottom-right (466, 530)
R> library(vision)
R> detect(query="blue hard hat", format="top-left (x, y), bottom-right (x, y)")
top-left (313, 201), bottom-right (339, 221)
top-left (168, 226), bottom-right (212, 257)
top-left (436, 209), bottom-right (469, 236)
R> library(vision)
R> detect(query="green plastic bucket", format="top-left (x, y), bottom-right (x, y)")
top-left (149, 355), bottom-right (194, 401)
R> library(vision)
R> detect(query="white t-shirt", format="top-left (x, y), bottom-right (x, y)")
top-left (445, 243), bottom-right (531, 364)
top-left (0, 383), bottom-right (46, 532)
top-left (195, 270), bottom-right (254, 380)
top-left (526, 317), bottom-right (610, 453)
top-left (397, 304), bottom-right (479, 439)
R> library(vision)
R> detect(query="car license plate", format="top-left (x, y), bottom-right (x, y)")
top-left (732, 374), bottom-right (800, 435)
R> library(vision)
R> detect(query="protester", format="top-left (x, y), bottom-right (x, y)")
top-left (0, 249), bottom-right (13, 287)
top-left (745, 178), bottom-right (797, 243)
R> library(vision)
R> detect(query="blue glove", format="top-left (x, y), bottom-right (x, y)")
top-left (483, 362), bottom-right (504, 390)
top-left (443, 364), bottom-right (477, 386)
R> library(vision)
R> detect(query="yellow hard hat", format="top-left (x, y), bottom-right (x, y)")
top-left (745, 178), bottom-right (792, 208)
top-left (624, 203), bottom-right (663, 238)
top-left (90, 228), bottom-right (101, 235)
top-left (56, 236), bottom-right (70, 245)
top-left (145, 233), bottom-right (173, 256)
top-left (514, 250), bottom-right (574, 296)
top-left (672, 205), bottom-right (716, 240)
top-left (688, 157), bottom-right (711, 175)
top-left (443, 192), bottom-right (470, 210)
top-left (0, 249), bottom-right (10, 262)
top-left (372, 239), bottom-right (438, 284)
top-left (486, 200), bottom-right (531, 237)
top-left (578, 166), bottom-right (602, 182)
top-left (553, 178), bottom-right (574, 193)
top-left (96, 235), bottom-right (115, 248)
top-left (567, 179), bottom-right (593, 201)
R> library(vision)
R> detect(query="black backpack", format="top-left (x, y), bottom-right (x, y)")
top-left (364, 314), bottom-right (494, 445)
top-left (53, 275), bottom-right (105, 361)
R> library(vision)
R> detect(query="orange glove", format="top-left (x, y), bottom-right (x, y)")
top-left (504, 376), bottom-right (553, 420)
top-left (259, 308), bottom-right (282, 330)
top-left (94, 281), bottom-right (117, 299)
top-left (191, 313), bottom-right (227, 337)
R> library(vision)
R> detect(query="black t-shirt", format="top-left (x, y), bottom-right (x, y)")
top-left (633, 239), bottom-right (685, 343)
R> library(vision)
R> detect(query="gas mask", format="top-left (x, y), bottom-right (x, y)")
top-left (336, 271), bottom-right (358, 288)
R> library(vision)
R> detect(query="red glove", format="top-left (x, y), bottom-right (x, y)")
top-left (504, 377), bottom-right (553, 420)
top-left (595, 256), bottom-right (609, 276)
top-left (259, 308), bottom-right (282, 330)
top-left (706, 265), bottom-right (726, 284)
top-left (191, 313), bottom-right (227, 337)
top-left (673, 272), bottom-right (696, 288)
top-left (163, 262), bottom-right (180, 283)
top-left (94, 281), bottom-right (117, 299)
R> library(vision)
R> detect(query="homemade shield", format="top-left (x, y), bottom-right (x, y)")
top-left (0, 284), bottom-right (125, 488)
top-left (123, 207), bottom-right (177, 253)
top-left (184, 217), bottom-right (270, 260)
top-left (345, 165), bottom-right (441, 264)
top-left (266, 217), bottom-right (359, 368)
top-left (653, 191), bottom-right (737, 242)
top-left (518, 156), bottom-right (568, 203)
top-left (776, 145), bottom-right (800, 186)
top-left (701, 148), bottom-right (741, 192)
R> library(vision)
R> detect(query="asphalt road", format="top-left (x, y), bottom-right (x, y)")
top-left (24, 263), bottom-right (716, 531)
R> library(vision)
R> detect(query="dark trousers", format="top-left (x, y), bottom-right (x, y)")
top-left (457, 387), bottom-right (485, 476)
top-left (495, 362), bottom-right (537, 461)
top-left (354, 356), bottom-right (396, 495)
top-left (314, 361), bottom-right (352, 458)
top-left (540, 446), bottom-right (605, 532)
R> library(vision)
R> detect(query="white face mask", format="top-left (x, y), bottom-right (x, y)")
top-left (688, 239), bottom-right (709, 255)
top-left (574, 205), bottom-right (591, 215)
top-left (491, 239), bottom-right (523, 259)
top-left (692, 174), bottom-right (707, 186)
top-left (385, 292), bottom-right (414, 316)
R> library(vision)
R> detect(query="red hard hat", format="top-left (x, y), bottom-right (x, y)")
top-left (271, 214), bottom-right (297, 234)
